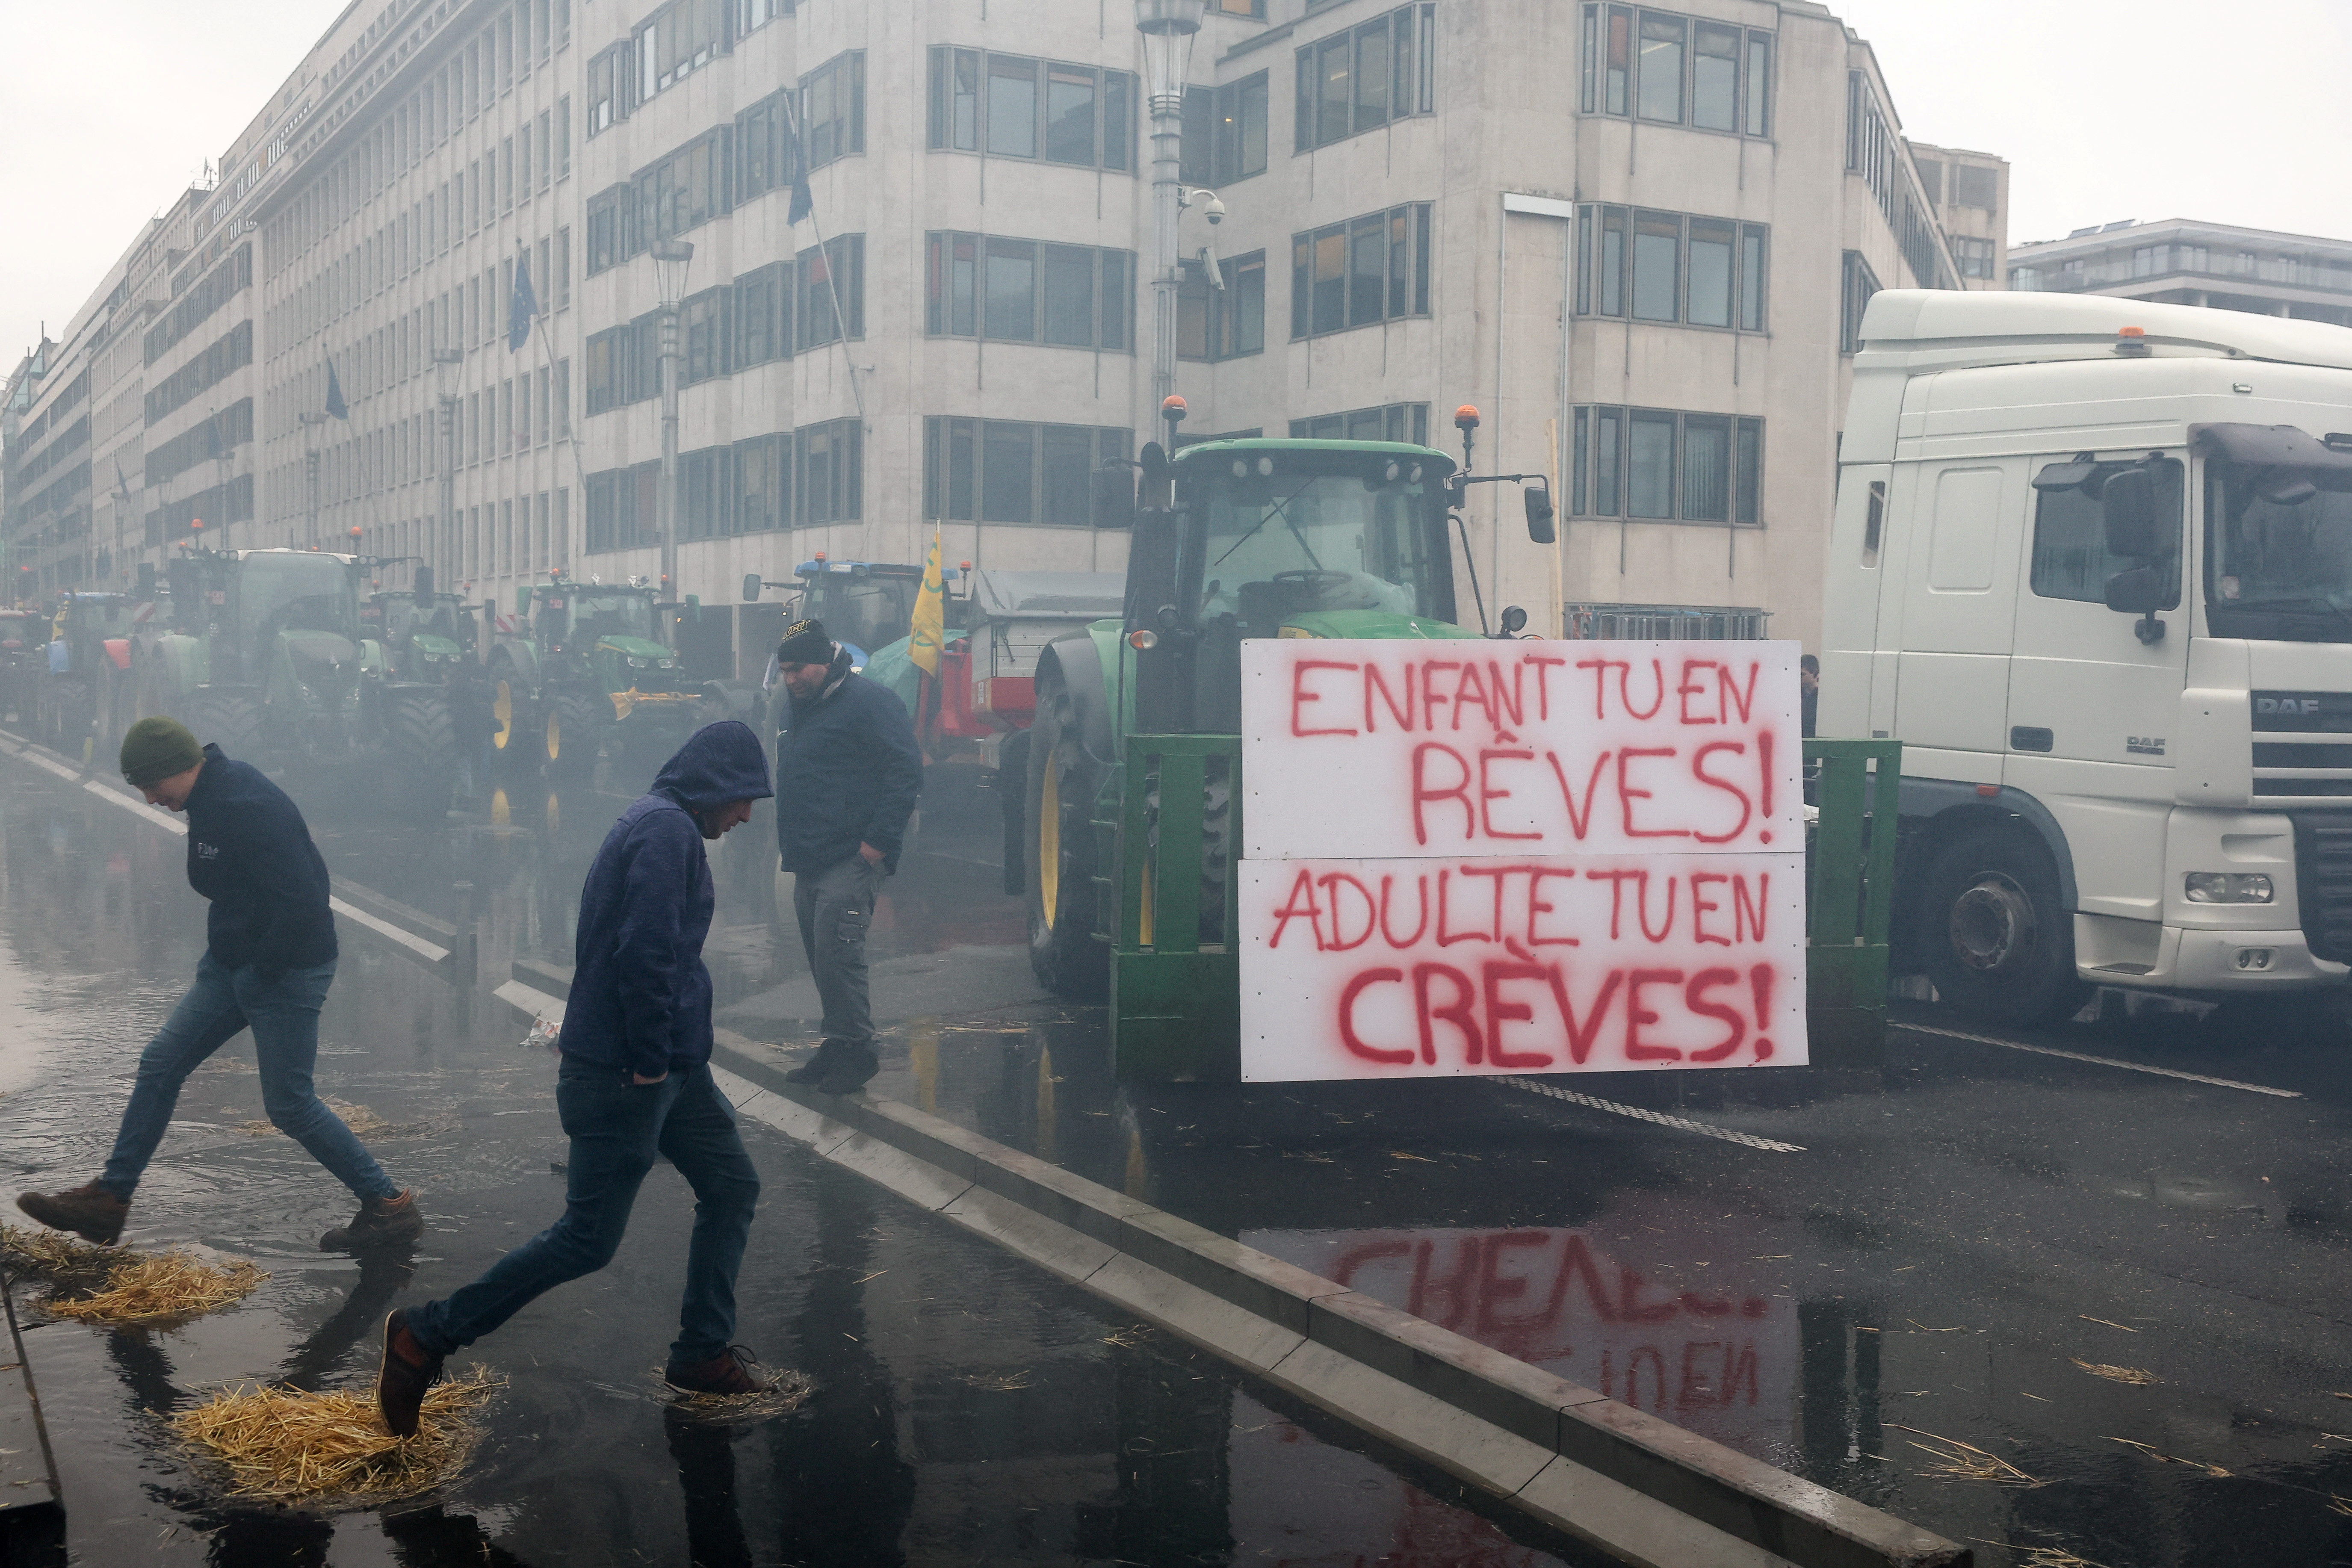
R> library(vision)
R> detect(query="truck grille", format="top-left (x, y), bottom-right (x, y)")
top-left (2292, 812), bottom-right (2352, 966)
top-left (2252, 693), bottom-right (2352, 801)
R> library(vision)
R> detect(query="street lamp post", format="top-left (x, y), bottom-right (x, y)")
top-left (299, 413), bottom-right (328, 549)
top-left (650, 239), bottom-right (695, 601)
top-left (1135, 0), bottom-right (1207, 411)
top-left (433, 348), bottom-right (464, 586)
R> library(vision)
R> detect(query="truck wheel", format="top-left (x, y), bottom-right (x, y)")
top-left (388, 690), bottom-right (458, 820)
top-left (547, 691), bottom-right (604, 781)
top-left (186, 688), bottom-right (263, 761)
top-left (1025, 667), bottom-right (1108, 998)
top-left (1923, 830), bottom-right (2088, 1027)
top-left (999, 730), bottom-right (1031, 898)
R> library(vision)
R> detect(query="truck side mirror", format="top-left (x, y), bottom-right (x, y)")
top-left (742, 572), bottom-right (762, 603)
top-left (1524, 484), bottom-right (1556, 545)
top-left (413, 565), bottom-right (434, 604)
top-left (1092, 465), bottom-right (1137, 530)
top-left (2105, 565), bottom-right (2169, 644)
top-left (2101, 468), bottom-right (2162, 558)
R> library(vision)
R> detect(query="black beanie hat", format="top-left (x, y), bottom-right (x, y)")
top-left (776, 617), bottom-right (834, 666)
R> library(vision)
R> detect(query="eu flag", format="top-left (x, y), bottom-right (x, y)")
top-left (508, 255), bottom-right (539, 352)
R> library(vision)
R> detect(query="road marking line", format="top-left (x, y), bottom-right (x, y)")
top-left (1492, 1076), bottom-right (1808, 1152)
top-left (1895, 1021), bottom-right (2301, 1098)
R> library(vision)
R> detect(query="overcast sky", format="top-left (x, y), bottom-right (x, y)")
top-left (3, 0), bottom-right (2349, 375)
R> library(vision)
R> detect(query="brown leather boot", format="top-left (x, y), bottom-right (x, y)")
top-left (320, 1189), bottom-right (424, 1252)
top-left (664, 1345), bottom-right (776, 1396)
top-left (17, 1182), bottom-right (129, 1246)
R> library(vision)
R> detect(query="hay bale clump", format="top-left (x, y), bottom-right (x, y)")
top-left (171, 1367), bottom-right (504, 1506)
top-left (652, 1364), bottom-right (814, 1422)
top-left (241, 1098), bottom-right (396, 1140)
top-left (0, 1223), bottom-right (137, 1283)
top-left (45, 1252), bottom-right (267, 1325)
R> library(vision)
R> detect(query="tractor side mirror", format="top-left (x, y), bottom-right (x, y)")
top-left (1091, 465), bottom-right (1136, 530)
top-left (1524, 484), bottom-right (1557, 545)
top-left (742, 572), bottom-right (762, 603)
top-left (413, 565), bottom-right (435, 604)
top-left (2101, 468), bottom-right (2162, 558)
top-left (1498, 605), bottom-right (1529, 636)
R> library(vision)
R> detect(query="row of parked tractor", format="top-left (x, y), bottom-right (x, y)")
top-left (0, 546), bottom-right (747, 816)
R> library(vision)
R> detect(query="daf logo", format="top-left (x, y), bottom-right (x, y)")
top-left (2255, 697), bottom-right (2322, 716)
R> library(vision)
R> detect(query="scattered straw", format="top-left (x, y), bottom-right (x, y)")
top-left (958, 1370), bottom-right (1036, 1392)
top-left (240, 1098), bottom-right (398, 1140)
top-left (1965, 1540), bottom-right (2114, 1568)
top-left (45, 1253), bottom-right (266, 1325)
top-left (1888, 1423), bottom-right (2039, 1486)
top-left (648, 1365), bottom-right (813, 1423)
top-left (2331, 1494), bottom-right (2352, 1518)
top-left (2104, 1436), bottom-right (2228, 1477)
top-left (0, 1223), bottom-right (137, 1282)
top-left (2078, 1315), bottom-right (2139, 1333)
top-left (171, 1367), bottom-right (503, 1505)
top-left (2072, 1358), bottom-right (2158, 1386)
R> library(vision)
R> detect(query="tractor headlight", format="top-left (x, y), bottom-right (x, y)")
top-left (628, 656), bottom-right (649, 669)
top-left (2185, 872), bottom-right (2274, 904)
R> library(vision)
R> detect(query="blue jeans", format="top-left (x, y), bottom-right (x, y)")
top-left (407, 1060), bottom-right (760, 1365)
top-left (100, 953), bottom-right (396, 1203)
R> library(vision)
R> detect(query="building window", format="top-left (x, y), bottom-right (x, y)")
top-left (636, 0), bottom-right (725, 105)
top-left (1578, 206), bottom-right (1767, 331)
top-left (1179, 251), bottom-right (1267, 360)
top-left (927, 233), bottom-right (1134, 351)
top-left (1583, 5), bottom-right (1771, 137)
top-left (588, 45), bottom-right (622, 135)
top-left (1181, 71), bottom-right (1270, 186)
top-left (1290, 204), bottom-right (1431, 340)
top-left (632, 129), bottom-right (732, 250)
top-left (1952, 163), bottom-right (1997, 210)
top-left (1572, 405), bottom-right (1763, 525)
top-left (1296, 5), bottom-right (1434, 154)
top-left (923, 419), bottom-right (1132, 525)
top-left (1840, 251), bottom-right (1879, 354)
top-left (928, 49), bottom-right (1135, 171)
top-left (1847, 73), bottom-right (1953, 290)
top-left (1956, 237), bottom-right (1996, 280)
top-left (796, 419), bottom-right (863, 524)
top-left (798, 236), bottom-right (866, 349)
top-left (734, 260), bottom-right (793, 369)
top-left (1213, 0), bottom-right (1265, 14)
top-left (801, 52), bottom-right (866, 169)
top-left (739, 0), bottom-right (786, 35)
top-left (1287, 403), bottom-right (1427, 445)
top-left (683, 287), bottom-right (731, 384)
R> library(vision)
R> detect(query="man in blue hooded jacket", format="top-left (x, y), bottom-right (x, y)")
top-left (378, 721), bottom-right (777, 1436)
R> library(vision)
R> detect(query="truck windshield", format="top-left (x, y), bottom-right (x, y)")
top-left (1197, 469), bottom-right (1449, 620)
top-left (238, 557), bottom-right (355, 643)
top-left (2207, 462), bottom-right (2352, 640)
top-left (570, 593), bottom-right (657, 643)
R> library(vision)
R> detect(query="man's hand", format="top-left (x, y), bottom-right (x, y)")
top-left (631, 1069), bottom-right (670, 1085)
top-left (858, 842), bottom-right (885, 866)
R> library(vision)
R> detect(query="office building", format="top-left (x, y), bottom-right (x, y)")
top-left (2009, 217), bottom-right (2352, 329)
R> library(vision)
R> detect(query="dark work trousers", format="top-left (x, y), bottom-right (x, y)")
top-left (406, 1060), bottom-right (760, 1365)
top-left (792, 853), bottom-right (881, 1049)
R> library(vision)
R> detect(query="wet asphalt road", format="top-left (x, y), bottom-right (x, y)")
top-left (0, 754), bottom-right (1597, 1568)
top-left (13, 740), bottom-right (2352, 1567)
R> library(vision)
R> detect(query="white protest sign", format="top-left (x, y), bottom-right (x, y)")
top-left (1237, 851), bottom-right (1806, 1080)
top-left (1236, 639), bottom-right (1808, 1083)
top-left (1241, 640), bottom-right (1801, 859)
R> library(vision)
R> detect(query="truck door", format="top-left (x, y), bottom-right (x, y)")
top-left (2003, 455), bottom-right (2189, 931)
top-left (1891, 460), bottom-right (2027, 772)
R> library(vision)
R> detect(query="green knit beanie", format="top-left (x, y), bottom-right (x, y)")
top-left (120, 717), bottom-right (204, 787)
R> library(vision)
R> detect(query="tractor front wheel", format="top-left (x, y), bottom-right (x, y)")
top-left (547, 691), bottom-right (605, 782)
top-left (1023, 666), bottom-right (1108, 999)
top-left (490, 669), bottom-right (546, 774)
top-left (387, 689), bottom-right (458, 820)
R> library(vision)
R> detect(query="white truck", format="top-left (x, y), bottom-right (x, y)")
top-left (1819, 289), bottom-right (2352, 1025)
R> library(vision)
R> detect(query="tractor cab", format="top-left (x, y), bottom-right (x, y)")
top-left (747, 559), bottom-right (963, 669)
top-left (362, 567), bottom-right (477, 682)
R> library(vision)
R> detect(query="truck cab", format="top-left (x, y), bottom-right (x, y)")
top-left (1820, 290), bottom-right (2352, 1023)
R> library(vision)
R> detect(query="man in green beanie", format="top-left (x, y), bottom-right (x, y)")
top-left (16, 717), bottom-right (422, 1250)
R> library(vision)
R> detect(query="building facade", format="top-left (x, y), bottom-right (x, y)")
top-left (11, 0), bottom-right (1997, 657)
top-left (1907, 141), bottom-right (2007, 290)
top-left (2009, 217), bottom-right (2352, 329)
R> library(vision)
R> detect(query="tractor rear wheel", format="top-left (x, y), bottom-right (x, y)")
top-left (186, 688), bottom-right (263, 761)
top-left (387, 690), bottom-right (458, 820)
top-left (1023, 665), bottom-right (1108, 999)
top-left (547, 691), bottom-right (605, 782)
top-left (490, 668), bottom-right (546, 774)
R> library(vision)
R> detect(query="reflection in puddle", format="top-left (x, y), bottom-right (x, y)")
top-left (1251, 1226), bottom-right (1798, 1459)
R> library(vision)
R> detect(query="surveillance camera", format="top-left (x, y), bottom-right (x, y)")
top-left (1204, 194), bottom-right (1226, 225)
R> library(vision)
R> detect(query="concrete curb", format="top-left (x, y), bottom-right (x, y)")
top-left (0, 1269), bottom-right (64, 1546)
top-left (707, 1030), bottom-right (1967, 1568)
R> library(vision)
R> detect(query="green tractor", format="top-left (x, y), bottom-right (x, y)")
top-left (1011, 413), bottom-right (1555, 1077)
top-left (360, 566), bottom-right (478, 683)
top-left (136, 548), bottom-right (456, 812)
top-left (31, 591), bottom-right (140, 763)
top-left (486, 574), bottom-right (703, 781)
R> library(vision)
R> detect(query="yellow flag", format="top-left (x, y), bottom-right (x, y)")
top-left (909, 529), bottom-right (946, 676)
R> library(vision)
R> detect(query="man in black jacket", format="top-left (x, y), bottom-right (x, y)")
top-left (15, 718), bottom-right (419, 1251)
top-left (771, 619), bottom-right (922, 1096)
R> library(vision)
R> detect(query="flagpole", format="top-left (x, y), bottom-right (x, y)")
top-left (521, 240), bottom-right (592, 582)
top-left (780, 89), bottom-right (866, 429)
